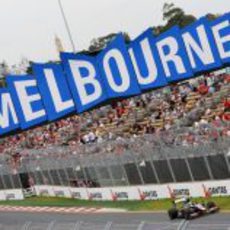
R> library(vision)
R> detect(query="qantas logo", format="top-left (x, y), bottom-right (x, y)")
top-left (137, 188), bottom-right (158, 200)
top-left (202, 184), bottom-right (228, 196)
top-left (110, 190), bottom-right (128, 201)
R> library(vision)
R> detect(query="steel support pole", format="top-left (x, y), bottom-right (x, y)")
top-left (184, 157), bottom-right (194, 182)
top-left (130, 151), bottom-right (145, 185)
top-left (58, 0), bottom-right (76, 52)
top-left (203, 156), bottom-right (214, 180)
top-left (146, 150), bottom-right (160, 184)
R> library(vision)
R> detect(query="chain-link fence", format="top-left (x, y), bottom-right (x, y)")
top-left (0, 137), bottom-right (229, 189)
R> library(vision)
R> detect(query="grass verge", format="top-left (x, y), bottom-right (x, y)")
top-left (0, 196), bottom-right (229, 211)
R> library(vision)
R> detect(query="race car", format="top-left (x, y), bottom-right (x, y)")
top-left (168, 197), bottom-right (219, 220)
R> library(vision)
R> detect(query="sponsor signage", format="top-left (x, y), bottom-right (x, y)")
top-left (202, 184), bottom-right (229, 197)
top-left (208, 186), bottom-right (228, 195)
top-left (2, 189), bottom-right (24, 201)
top-left (39, 189), bottom-right (49, 196)
top-left (34, 180), bottom-right (230, 201)
top-left (71, 191), bottom-right (81, 199)
top-left (167, 185), bottom-right (191, 199)
top-left (0, 13), bottom-right (229, 136)
top-left (111, 190), bottom-right (129, 201)
top-left (138, 188), bottom-right (158, 200)
top-left (5, 193), bottom-right (15, 200)
top-left (87, 192), bottom-right (103, 200)
top-left (54, 190), bottom-right (65, 197)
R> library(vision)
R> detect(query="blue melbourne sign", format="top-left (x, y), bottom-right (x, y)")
top-left (0, 13), bottom-right (229, 136)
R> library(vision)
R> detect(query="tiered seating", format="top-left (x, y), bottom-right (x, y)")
top-left (0, 71), bottom-right (229, 155)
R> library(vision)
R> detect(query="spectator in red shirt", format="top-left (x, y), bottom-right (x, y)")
top-left (198, 83), bottom-right (209, 95)
top-left (224, 99), bottom-right (230, 110)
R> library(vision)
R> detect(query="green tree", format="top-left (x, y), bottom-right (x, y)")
top-left (206, 13), bottom-right (220, 21)
top-left (0, 61), bottom-right (9, 88)
top-left (26, 63), bottom-right (33, 75)
top-left (89, 32), bottom-right (131, 53)
top-left (156, 3), bottom-right (197, 34)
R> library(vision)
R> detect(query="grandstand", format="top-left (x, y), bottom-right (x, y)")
top-left (0, 67), bottom-right (229, 192)
top-left (1, 69), bottom-right (229, 152)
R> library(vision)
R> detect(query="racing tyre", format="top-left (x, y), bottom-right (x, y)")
top-left (207, 201), bottom-right (219, 213)
top-left (168, 208), bottom-right (178, 220)
top-left (184, 210), bottom-right (191, 220)
top-left (206, 201), bottom-right (216, 209)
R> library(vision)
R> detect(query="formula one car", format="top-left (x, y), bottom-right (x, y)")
top-left (168, 197), bottom-right (219, 220)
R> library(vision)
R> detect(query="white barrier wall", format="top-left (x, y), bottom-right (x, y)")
top-left (0, 189), bottom-right (24, 201)
top-left (34, 179), bottom-right (230, 201)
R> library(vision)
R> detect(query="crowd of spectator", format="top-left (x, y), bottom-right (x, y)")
top-left (0, 68), bottom-right (229, 157)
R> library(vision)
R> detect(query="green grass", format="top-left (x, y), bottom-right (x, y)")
top-left (0, 196), bottom-right (229, 211)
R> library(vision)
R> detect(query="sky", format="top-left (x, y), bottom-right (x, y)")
top-left (0, 0), bottom-right (229, 65)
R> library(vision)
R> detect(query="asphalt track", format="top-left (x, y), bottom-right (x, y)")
top-left (0, 211), bottom-right (229, 230)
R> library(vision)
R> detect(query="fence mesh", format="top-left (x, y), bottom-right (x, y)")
top-left (0, 137), bottom-right (229, 189)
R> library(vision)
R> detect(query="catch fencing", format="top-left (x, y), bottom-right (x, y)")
top-left (0, 137), bottom-right (229, 190)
